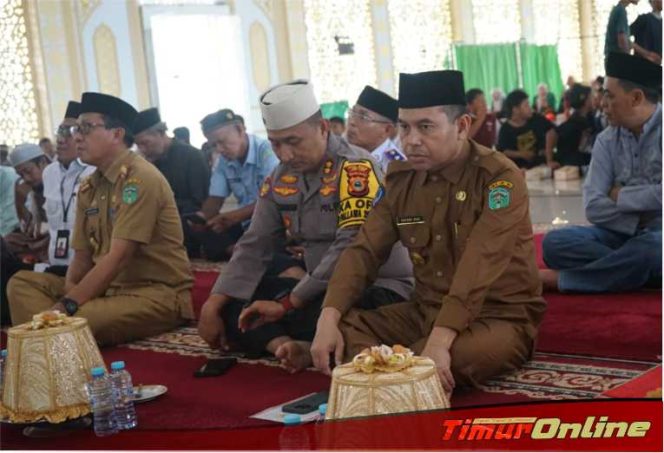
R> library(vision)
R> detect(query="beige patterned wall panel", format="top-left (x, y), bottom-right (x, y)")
top-left (93, 24), bottom-right (121, 97)
top-left (0, 0), bottom-right (40, 145)
top-left (249, 21), bottom-right (272, 92)
top-left (34, 0), bottom-right (76, 128)
top-left (79, 0), bottom-right (101, 25)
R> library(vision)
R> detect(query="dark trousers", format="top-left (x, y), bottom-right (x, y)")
top-left (184, 221), bottom-right (245, 261)
top-left (222, 276), bottom-right (405, 356)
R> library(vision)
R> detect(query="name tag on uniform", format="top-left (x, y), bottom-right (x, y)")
top-left (85, 207), bottom-right (99, 216)
top-left (54, 230), bottom-right (70, 259)
top-left (397, 216), bottom-right (425, 226)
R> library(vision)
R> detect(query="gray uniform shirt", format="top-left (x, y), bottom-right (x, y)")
top-left (212, 133), bottom-right (414, 302)
top-left (583, 103), bottom-right (662, 235)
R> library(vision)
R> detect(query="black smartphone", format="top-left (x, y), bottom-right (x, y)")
top-left (193, 358), bottom-right (237, 378)
top-left (183, 213), bottom-right (206, 225)
top-left (282, 391), bottom-right (329, 414)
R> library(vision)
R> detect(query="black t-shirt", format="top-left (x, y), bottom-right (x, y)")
top-left (154, 140), bottom-right (210, 214)
top-left (496, 113), bottom-right (554, 168)
top-left (554, 113), bottom-right (592, 167)
top-left (556, 113), bottom-right (591, 155)
top-left (631, 13), bottom-right (662, 56)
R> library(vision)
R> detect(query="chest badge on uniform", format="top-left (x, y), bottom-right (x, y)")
top-left (410, 251), bottom-right (426, 265)
top-left (122, 184), bottom-right (138, 205)
top-left (280, 174), bottom-right (298, 184)
top-left (455, 190), bottom-right (467, 201)
top-left (488, 187), bottom-right (511, 210)
top-left (323, 159), bottom-right (334, 175)
top-left (260, 177), bottom-right (272, 198)
top-left (320, 184), bottom-right (336, 197)
top-left (396, 216), bottom-right (425, 226)
top-left (345, 163), bottom-right (371, 197)
top-left (321, 173), bottom-right (337, 185)
top-left (273, 186), bottom-right (298, 197)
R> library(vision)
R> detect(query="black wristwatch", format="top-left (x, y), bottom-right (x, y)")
top-left (61, 297), bottom-right (79, 316)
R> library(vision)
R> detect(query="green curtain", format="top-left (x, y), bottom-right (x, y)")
top-left (519, 43), bottom-right (565, 105)
top-left (320, 101), bottom-right (349, 119)
top-left (454, 44), bottom-right (519, 102)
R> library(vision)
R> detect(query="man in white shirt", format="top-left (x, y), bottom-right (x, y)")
top-left (346, 85), bottom-right (405, 172)
top-left (42, 101), bottom-right (95, 269)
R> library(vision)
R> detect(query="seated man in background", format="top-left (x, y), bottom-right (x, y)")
top-left (39, 137), bottom-right (55, 160)
top-left (5, 143), bottom-right (50, 262)
top-left (133, 108), bottom-right (210, 257)
top-left (173, 126), bottom-right (191, 145)
top-left (8, 92), bottom-right (194, 346)
top-left (346, 86), bottom-right (405, 172)
top-left (42, 101), bottom-right (96, 271)
top-left (328, 116), bottom-right (346, 136)
top-left (190, 109), bottom-right (279, 261)
top-left (531, 83), bottom-right (557, 120)
top-left (198, 80), bottom-right (413, 370)
top-left (553, 84), bottom-right (594, 169)
top-left (466, 88), bottom-right (497, 149)
top-left (311, 70), bottom-right (545, 391)
top-left (541, 53), bottom-right (661, 293)
top-left (497, 89), bottom-right (558, 170)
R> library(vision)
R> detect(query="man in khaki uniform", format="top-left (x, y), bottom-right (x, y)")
top-left (198, 80), bottom-right (413, 371)
top-left (8, 92), bottom-right (193, 346)
top-left (311, 71), bottom-right (546, 391)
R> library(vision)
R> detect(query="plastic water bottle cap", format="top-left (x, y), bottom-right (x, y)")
top-left (91, 367), bottom-right (105, 377)
top-left (283, 414), bottom-right (301, 425)
top-left (318, 403), bottom-right (327, 415)
top-left (111, 361), bottom-right (125, 370)
top-left (1, 349), bottom-right (7, 358)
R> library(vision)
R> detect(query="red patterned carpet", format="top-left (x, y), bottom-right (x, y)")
top-left (1, 233), bottom-right (661, 448)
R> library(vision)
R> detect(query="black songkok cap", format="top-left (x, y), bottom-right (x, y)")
top-left (133, 108), bottom-right (162, 135)
top-left (568, 84), bottom-right (592, 110)
top-left (356, 86), bottom-right (398, 122)
top-left (398, 70), bottom-right (466, 108)
top-left (605, 52), bottom-right (662, 92)
top-left (200, 109), bottom-right (241, 134)
top-left (64, 101), bottom-right (81, 120)
top-left (79, 92), bottom-right (138, 127)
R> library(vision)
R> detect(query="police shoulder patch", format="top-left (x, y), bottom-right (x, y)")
top-left (338, 159), bottom-right (381, 228)
top-left (260, 177), bottom-right (272, 198)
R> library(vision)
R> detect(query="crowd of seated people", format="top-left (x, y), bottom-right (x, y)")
top-left (1, 51), bottom-right (660, 394)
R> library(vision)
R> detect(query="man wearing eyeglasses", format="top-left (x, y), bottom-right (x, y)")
top-left (8, 92), bottom-right (194, 346)
top-left (346, 86), bottom-right (405, 173)
top-left (40, 101), bottom-right (96, 269)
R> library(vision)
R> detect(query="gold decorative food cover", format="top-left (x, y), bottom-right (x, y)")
top-left (0, 311), bottom-right (105, 423)
top-left (326, 345), bottom-right (450, 420)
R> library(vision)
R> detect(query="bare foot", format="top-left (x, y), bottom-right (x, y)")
top-left (275, 340), bottom-right (313, 373)
top-left (539, 269), bottom-right (560, 292)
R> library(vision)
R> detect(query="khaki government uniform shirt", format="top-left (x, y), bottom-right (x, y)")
top-left (323, 140), bottom-right (546, 337)
top-left (72, 149), bottom-right (193, 293)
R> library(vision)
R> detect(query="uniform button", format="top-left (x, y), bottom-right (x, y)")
top-left (409, 237), bottom-right (416, 244)
top-left (431, 175), bottom-right (439, 182)
top-left (435, 234), bottom-right (442, 241)
top-left (436, 271), bottom-right (443, 277)
top-left (100, 196), bottom-right (106, 200)
top-left (435, 197), bottom-right (442, 203)
top-left (473, 156), bottom-right (479, 162)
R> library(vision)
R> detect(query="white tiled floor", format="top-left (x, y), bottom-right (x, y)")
top-left (528, 177), bottom-right (586, 229)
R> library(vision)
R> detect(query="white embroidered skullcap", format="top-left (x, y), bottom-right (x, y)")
top-left (9, 143), bottom-right (46, 167)
top-left (259, 79), bottom-right (320, 130)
